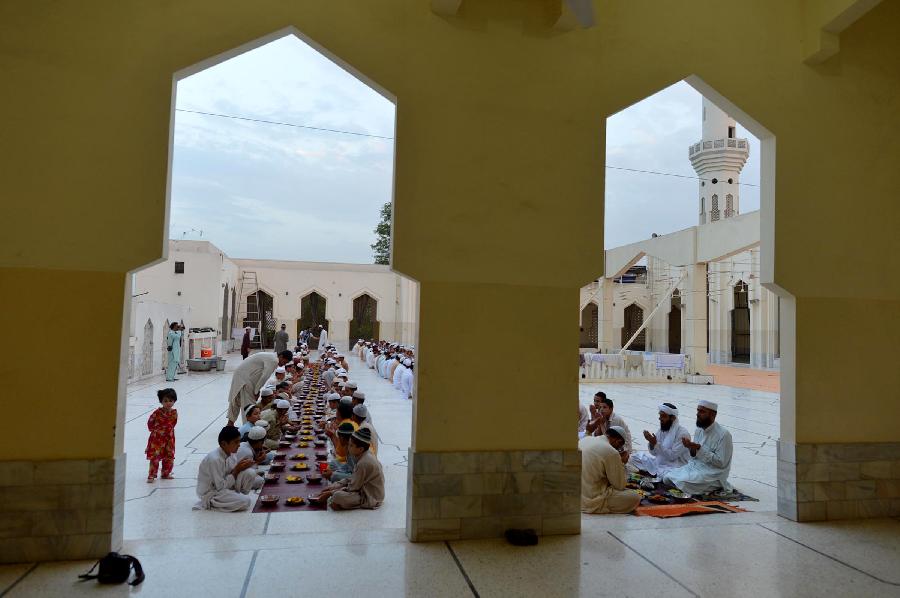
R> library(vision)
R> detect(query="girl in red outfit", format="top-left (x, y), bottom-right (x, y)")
top-left (146, 388), bottom-right (178, 482)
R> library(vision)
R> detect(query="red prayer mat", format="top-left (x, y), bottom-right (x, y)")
top-left (634, 500), bottom-right (747, 518)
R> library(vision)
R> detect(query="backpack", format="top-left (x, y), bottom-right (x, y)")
top-left (78, 552), bottom-right (145, 586)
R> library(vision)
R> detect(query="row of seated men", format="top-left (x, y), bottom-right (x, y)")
top-left (578, 393), bottom-right (733, 514)
top-left (354, 339), bottom-right (414, 399)
top-left (195, 344), bottom-right (385, 511)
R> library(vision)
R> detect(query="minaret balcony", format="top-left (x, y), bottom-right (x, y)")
top-left (688, 137), bottom-right (749, 157)
top-left (688, 137), bottom-right (750, 173)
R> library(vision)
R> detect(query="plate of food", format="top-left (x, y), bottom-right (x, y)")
top-left (260, 495), bottom-right (280, 506)
top-left (285, 475), bottom-right (304, 483)
top-left (263, 473), bottom-right (279, 483)
top-left (666, 489), bottom-right (691, 502)
top-left (647, 494), bottom-right (669, 504)
top-left (292, 463), bottom-right (309, 471)
top-left (285, 496), bottom-right (305, 506)
top-left (297, 442), bottom-right (309, 448)
top-left (278, 441), bottom-right (291, 448)
top-left (291, 453), bottom-right (308, 460)
top-left (300, 436), bottom-right (315, 441)
top-left (313, 440), bottom-right (326, 448)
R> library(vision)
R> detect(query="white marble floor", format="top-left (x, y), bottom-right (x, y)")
top-left (3, 355), bottom-right (899, 597)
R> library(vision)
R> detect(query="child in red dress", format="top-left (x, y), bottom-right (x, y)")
top-left (147, 388), bottom-right (178, 482)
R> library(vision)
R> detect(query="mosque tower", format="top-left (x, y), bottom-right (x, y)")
top-left (689, 97), bottom-right (750, 224)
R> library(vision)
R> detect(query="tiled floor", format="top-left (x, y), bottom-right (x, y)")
top-left (3, 356), bottom-right (899, 597)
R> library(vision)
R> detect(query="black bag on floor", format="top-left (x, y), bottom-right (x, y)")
top-left (78, 552), bottom-right (145, 586)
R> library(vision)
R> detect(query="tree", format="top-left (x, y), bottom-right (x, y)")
top-left (371, 202), bottom-right (391, 265)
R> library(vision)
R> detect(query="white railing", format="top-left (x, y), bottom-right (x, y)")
top-left (579, 350), bottom-right (689, 382)
top-left (689, 138), bottom-right (748, 156)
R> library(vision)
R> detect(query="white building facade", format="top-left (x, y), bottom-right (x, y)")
top-left (580, 98), bottom-right (780, 375)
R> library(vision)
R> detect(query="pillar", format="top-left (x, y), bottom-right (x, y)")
top-left (598, 278), bottom-right (615, 353)
top-left (684, 263), bottom-right (709, 374)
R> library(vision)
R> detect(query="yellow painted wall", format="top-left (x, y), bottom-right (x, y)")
top-left (1, 0), bottom-right (898, 465)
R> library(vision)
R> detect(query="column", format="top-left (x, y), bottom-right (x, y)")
top-left (598, 278), bottom-right (614, 353)
top-left (684, 263), bottom-right (708, 374)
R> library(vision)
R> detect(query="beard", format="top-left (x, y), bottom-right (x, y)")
top-left (696, 417), bottom-right (710, 429)
top-left (660, 420), bottom-right (672, 431)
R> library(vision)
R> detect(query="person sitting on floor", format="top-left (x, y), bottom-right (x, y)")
top-left (193, 426), bottom-right (257, 512)
top-left (234, 425), bottom-right (270, 479)
top-left (586, 393), bottom-right (632, 452)
top-left (257, 387), bottom-right (276, 412)
top-left (630, 403), bottom-right (691, 477)
top-left (351, 404), bottom-right (378, 456)
top-left (324, 422), bottom-right (357, 482)
top-left (261, 399), bottom-right (297, 450)
top-left (238, 404), bottom-right (262, 438)
top-left (579, 426), bottom-right (640, 514)
top-left (578, 403), bottom-right (590, 437)
top-left (663, 400), bottom-right (733, 496)
top-left (318, 428), bottom-right (384, 510)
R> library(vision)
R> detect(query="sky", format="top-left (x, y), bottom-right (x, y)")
top-left (170, 35), bottom-right (760, 261)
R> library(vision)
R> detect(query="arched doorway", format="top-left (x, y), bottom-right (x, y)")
top-left (579, 303), bottom-right (598, 348)
top-left (349, 293), bottom-right (380, 345)
top-left (299, 291), bottom-right (328, 349)
top-left (244, 290), bottom-right (275, 348)
top-left (221, 283), bottom-right (230, 341)
top-left (668, 290), bottom-right (682, 354)
top-left (731, 280), bottom-right (750, 363)
top-left (141, 319), bottom-right (154, 376)
top-left (622, 303), bottom-right (646, 351)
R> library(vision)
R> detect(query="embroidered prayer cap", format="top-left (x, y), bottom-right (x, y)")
top-left (698, 400), bottom-right (718, 412)
top-left (345, 381), bottom-right (358, 389)
top-left (327, 393), bottom-right (341, 402)
top-left (244, 404), bottom-right (258, 417)
top-left (658, 403), bottom-right (678, 417)
top-left (248, 426), bottom-right (266, 440)
top-left (352, 391), bottom-right (366, 400)
top-left (260, 388), bottom-right (274, 397)
top-left (339, 397), bottom-right (353, 407)
top-left (351, 427), bottom-right (372, 445)
top-left (275, 399), bottom-right (291, 409)
top-left (275, 367), bottom-right (286, 374)
top-left (255, 419), bottom-right (269, 429)
top-left (337, 422), bottom-right (355, 436)
top-left (352, 404), bottom-right (368, 418)
top-left (606, 425), bottom-right (627, 440)
top-left (403, 359), bottom-right (412, 366)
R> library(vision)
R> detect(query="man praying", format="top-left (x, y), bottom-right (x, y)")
top-left (579, 426), bottom-right (640, 514)
top-left (630, 403), bottom-right (691, 477)
top-left (586, 393), bottom-right (632, 452)
top-left (318, 428), bottom-right (384, 510)
top-left (193, 426), bottom-right (257, 512)
top-left (663, 400), bottom-right (733, 496)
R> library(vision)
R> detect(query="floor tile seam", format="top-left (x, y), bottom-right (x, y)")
top-left (183, 407), bottom-right (229, 449)
top-left (126, 529), bottom-right (411, 555)
top-left (755, 523), bottom-right (900, 586)
top-left (605, 531), bottom-right (700, 598)
top-left (239, 549), bottom-right (259, 598)
top-left (0, 563), bottom-right (38, 598)
top-left (444, 541), bottom-right (480, 598)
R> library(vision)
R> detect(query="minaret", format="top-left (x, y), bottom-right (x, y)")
top-left (689, 97), bottom-right (749, 225)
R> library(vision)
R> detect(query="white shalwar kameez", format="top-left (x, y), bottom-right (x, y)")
top-left (663, 421), bottom-right (733, 495)
top-left (393, 363), bottom-right (406, 389)
top-left (193, 447), bottom-right (257, 512)
top-left (318, 329), bottom-right (329, 351)
top-left (629, 422), bottom-right (692, 476)
top-left (227, 352), bottom-right (279, 423)
top-left (398, 366), bottom-right (413, 399)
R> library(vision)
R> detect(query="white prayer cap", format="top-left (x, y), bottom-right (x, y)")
top-left (255, 419), bottom-right (269, 429)
top-left (607, 426), bottom-right (627, 440)
top-left (248, 426), bottom-right (266, 440)
top-left (345, 381), bottom-right (358, 389)
top-left (698, 400), bottom-right (718, 412)
top-left (658, 403), bottom-right (678, 417)
top-left (327, 392), bottom-right (341, 402)
top-left (353, 404), bottom-right (368, 418)
top-left (276, 399), bottom-right (291, 409)
top-left (403, 358), bottom-right (412, 366)
top-left (336, 369), bottom-right (347, 375)
top-left (352, 391), bottom-right (366, 400)
top-left (275, 367), bottom-right (286, 374)
top-left (337, 380), bottom-right (346, 388)
top-left (244, 404), bottom-right (258, 417)
top-left (260, 388), bottom-right (274, 397)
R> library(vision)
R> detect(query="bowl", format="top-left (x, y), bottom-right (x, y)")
top-left (260, 495), bottom-right (280, 506)
top-left (306, 474), bottom-right (323, 484)
top-left (313, 440), bottom-right (326, 448)
top-left (307, 494), bottom-right (327, 506)
top-left (264, 474), bottom-right (279, 483)
top-left (314, 452), bottom-right (327, 461)
top-left (291, 453), bottom-right (308, 460)
top-left (268, 462), bottom-right (286, 471)
top-left (278, 441), bottom-right (291, 448)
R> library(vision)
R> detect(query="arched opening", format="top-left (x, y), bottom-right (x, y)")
top-left (298, 291), bottom-right (328, 349)
top-left (230, 287), bottom-right (237, 340)
top-left (579, 302), bottom-right (599, 348)
top-left (221, 283), bottom-right (230, 342)
top-left (668, 290), bottom-right (682, 354)
top-left (731, 280), bottom-right (750, 363)
top-left (244, 290), bottom-right (274, 349)
top-left (160, 319), bottom-right (170, 373)
top-left (141, 319), bottom-right (154, 376)
top-left (621, 303), bottom-right (646, 351)
top-left (349, 293), bottom-right (379, 345)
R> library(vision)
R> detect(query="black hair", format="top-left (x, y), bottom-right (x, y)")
top-left (157, 388), bottom-right (177, 403)
top-left (662, 402), bottom-right (677, 410)
top-left (349, 436), bottom-right (371, 450)
top-left (278, 350), bottom-right (294, 361)
top-left (601, 397), bottom-right (614, 409)
top-left (218, 425), bottom-right (241, 444)
top-left (276, 381), bottom-right (289, 390)
top-left (337, 402), bottom-right (353, 419)
top-left (594, 391), bottom-right (607, 400)
top-left (169, 322), bottom-right (179, 330)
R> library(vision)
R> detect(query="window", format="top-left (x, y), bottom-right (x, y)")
top-left (174, 261), bottom-right (185, 274)
top-left (711, 195), bottom-right (720, 222)
top-left (728, 125), bottom-right (735, 138)
top-left (725, 194), bottom-right (734, 218)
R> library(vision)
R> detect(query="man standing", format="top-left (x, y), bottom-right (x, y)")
top-left (318, 325), bottom-right (329, 352)
top-left (579, 426), bottom-right (640, 514)
top-left (240, 327), bottom-right (251, 360)
top-left (274, 323), bottom-right (289, 354)
top-left (226, 350), bottom-right (293, 425)
top-left (165, 322), bottom-right (183, 382)
top-left (630, 403), bottom-right (691, 477)
top-left (663, 400), bottom-right (733, 495)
